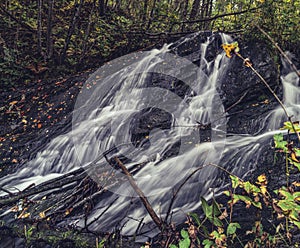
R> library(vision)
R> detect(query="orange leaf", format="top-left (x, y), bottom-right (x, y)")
top-left (9, 101), bottom-right (18, 105)
top-left (37, 123), bottom-right (42, 128)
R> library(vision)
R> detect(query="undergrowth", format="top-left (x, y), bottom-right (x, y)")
top-left (168, 122), bottom-right (300, 248)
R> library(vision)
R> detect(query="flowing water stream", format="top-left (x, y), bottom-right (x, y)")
top-left (1, 32), bottom-right (299, 238)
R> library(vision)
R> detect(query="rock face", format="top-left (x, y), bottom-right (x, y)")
top-left (172, 31), bottom-right (281, 134)
top-left (220, 40), bottom-right (281, 134)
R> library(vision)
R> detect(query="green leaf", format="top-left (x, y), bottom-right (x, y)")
top-left (223, 190), bottom-right (230, 196)
top-left (212, 200), bottom-right (222, 217)
top-left (281, 121), bottom-right (300, 133)
top-left (291, 221), bottom-right (300, 229)
top-left (278, 188), bottom-right (294, 200)
top-left (202, 239), bottom-right (214, 248)
top-left (208, 217), bottom-right (223, 227)
top-left (227, 222), bottom-right (241, 236)
top-left (181, 229), bottom-right (189, 239)
top-left (201, 197), bottom-right (212, 217)
top-left (291, 160), bottom-right (300, 171)
top-left (295, 148), bottom-right (300, 156)
top-left (188, 212), bottom-right (201, 226)
top-left (273, 133), bottom-right (288, 151)
top-left (242, 181), bottom-right (260, 194)
top-left (289, 210), bottom-right (300, 221)
top-left (179, 236), bottom-right (190, 248)
top-left (293, 192), bottom-right (300, 198)
top-left (233, 194), bottom-right (252, 207)
top-left (170, 245), bottom-right (178, 248)
top-left (277, 201), bottom-right (296, 211)
top-left (230, 175), bottom-right (240, 189)
top-left (252, 201), bottom-right (262, 209)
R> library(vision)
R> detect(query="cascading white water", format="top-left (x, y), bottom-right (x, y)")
top-left (0, 33), bottom-right (299, 238)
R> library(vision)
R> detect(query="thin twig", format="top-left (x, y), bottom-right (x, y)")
top-left (225, 90), bottom-right (249, 112)
top-left (165, 165), bottom-right (204, 222)
top-left (169, 7), bottom-right (259, 32)
top-left (0, 171), bottom-right (86, 207)
top-left (83, 197), bottom-right (118, 230)
top-left (234, 52), bottom-right (300, 142)
top-left (165, 163), bottom-right (243, 223)
top-left (254, 24), bottom-right (300, 78)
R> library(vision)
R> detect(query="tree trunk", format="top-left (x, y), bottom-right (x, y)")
top-left (60, 0), bottom-right (84, 64)
top-left (189, 0), bottom-right (200, 20)
top-left (37, 0), bottom-right (42, 56)
top-left (46, 0), bottom-right (54, 60)
top-left (181, 0), bottom-right (189, 31)
top-left (98, 0), bottom-right (105, 16)
top-left (79, 3), bottom-right (95, 64)
top-left (147, 0), bottom-right (157, 29)
top-left (142, 0), bottom-right (148, 23)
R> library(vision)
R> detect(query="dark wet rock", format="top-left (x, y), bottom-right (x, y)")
top-left (28, 238), bottom-right (51, 248)
top-left (220, 40), bottom-right (280, 134)
top-left (0, 226), bottom-right (26, 248)
top-left (54, 238), bottom-right (76, 248)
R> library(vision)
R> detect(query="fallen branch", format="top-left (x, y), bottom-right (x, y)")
top-left (114, 157), bottom-right (163, 230)
top-left (0, 168), bottom-right (86, 207)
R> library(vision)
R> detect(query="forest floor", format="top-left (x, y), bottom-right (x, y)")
top-left (0, 74), bottom-right (109, 248)
top-left (0, 74), bottom-right (88, 177)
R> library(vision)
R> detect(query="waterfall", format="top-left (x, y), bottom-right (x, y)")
top-left (0, 32), bottom-right (298, 239)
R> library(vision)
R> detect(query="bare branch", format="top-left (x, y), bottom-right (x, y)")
top-left (254, 24), bottom-right (300, 78)
top-left (0, 5), bottom-right (36, 33)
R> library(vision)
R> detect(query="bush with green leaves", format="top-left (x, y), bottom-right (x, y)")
top-left (170, 121), bottom-right (300, 248)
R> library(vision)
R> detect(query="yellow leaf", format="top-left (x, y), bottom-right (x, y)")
top-left (292, 181), bottom-right (300, 187)
top-left (65, 208), bottom-right (73, 216)
top-left (39, 212), bottom-right (46, 219)
top-left (221, 42), bottom-right (239, 58)
top-left (18, 212), bottom-right (30, 219)
top-left (260, 185), bottom-right (268, 196)
top-left (257, 174), bottom-right (267, 185)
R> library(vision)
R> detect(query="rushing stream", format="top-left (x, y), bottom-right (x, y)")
top-left (1, 32), bottom-right (299, 238)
